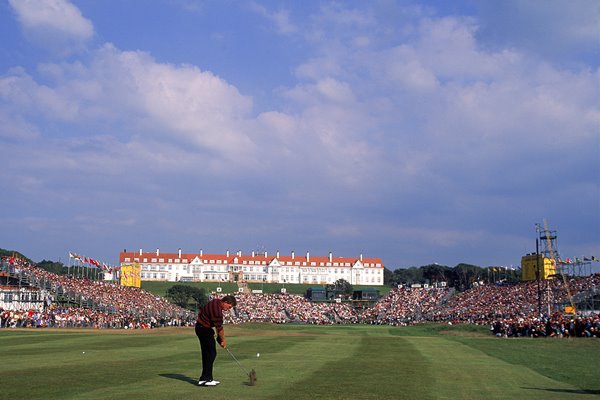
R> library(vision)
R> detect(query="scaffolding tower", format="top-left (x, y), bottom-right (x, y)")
top-left (535, 220), bottom-right (577, 315)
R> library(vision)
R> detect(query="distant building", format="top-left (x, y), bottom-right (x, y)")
top-left (119, 249), bottom-right (384, 286)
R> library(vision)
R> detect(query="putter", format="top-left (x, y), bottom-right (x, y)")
top-left (225, 347), bottom-right (257, 386)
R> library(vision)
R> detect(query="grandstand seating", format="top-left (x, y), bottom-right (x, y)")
top-left (1, 257), bottom-right (598, 337)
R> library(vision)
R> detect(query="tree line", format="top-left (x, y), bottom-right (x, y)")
top-left (384, 263), bottom-right (520, 290)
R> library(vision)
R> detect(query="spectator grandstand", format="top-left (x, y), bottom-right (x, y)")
top-left (1, 256), bottom-right (598, 337)
top-left (1, 257), bottom-right (194, 329)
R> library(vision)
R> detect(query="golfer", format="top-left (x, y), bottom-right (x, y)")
top-left (195, 295), bottom-right (237, 386)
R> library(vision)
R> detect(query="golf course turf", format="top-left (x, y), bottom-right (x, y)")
top-left (1, 323), bottom-right (598, 400)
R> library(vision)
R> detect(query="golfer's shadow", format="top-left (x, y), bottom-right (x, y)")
top-left (159, 373), bottom-right (198, 386)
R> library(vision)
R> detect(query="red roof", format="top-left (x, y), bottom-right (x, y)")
top-left (119, 250), bottom-right (383, 267)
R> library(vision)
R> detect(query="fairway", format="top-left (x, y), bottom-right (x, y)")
top-left (1, 324), bottom-right (598, 400)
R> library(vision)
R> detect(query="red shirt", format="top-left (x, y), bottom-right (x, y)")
top-left (196, 298), bottom-right (224, 333)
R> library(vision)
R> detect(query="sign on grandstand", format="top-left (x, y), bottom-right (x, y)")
top-left (120, 263), bottom-right (141, 288)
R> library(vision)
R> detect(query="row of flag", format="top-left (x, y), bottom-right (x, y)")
top-left (488, 266), bottom-right (518, 272)
top-left (559, 256), bottom-right (598, 264)
top-left (68, 252), bottom-right (120, 272)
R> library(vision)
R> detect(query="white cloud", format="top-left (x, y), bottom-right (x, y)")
top-left (0, 111), bottom-right (40, 141)
top-left (250, 2), bottom-right (297, 34)
top-left (9, 0), bottom-right (93, 53)
top-left (1, 43), bottom-right (256, 163)
top-left (1, 2), bottom-right (598, 267)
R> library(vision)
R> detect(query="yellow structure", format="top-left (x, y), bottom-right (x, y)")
top-left (521, 254), bottom-right (556, 281)
top-left (120, 263), bottom-right (141, 288)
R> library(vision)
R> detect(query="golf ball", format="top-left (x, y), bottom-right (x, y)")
top-left (256, 353), bottom-right (260, 357)
top-left (82, 352), bottom-right (85, 354)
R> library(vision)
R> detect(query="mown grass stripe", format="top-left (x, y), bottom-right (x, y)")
top-left (404, 336), bottom-right (592, 400)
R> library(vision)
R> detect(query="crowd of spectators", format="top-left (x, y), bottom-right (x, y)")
top-left (489, 312), bottom-right (600, 338)
top-left (1, 257), bottom-right (194, 329)
top-left (429, 276), bottom-right (600, 324)
top-left (360, 287), bottom-right (451, 326)
top-left (2, 256), bottom-right (599, 337)
top-left (0, 307), bottom-right (190, 329)
top-left (226, 292), bottom-right (359, 324)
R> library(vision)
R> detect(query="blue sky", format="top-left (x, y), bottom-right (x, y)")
top-left (1, 0), bottom-right (598, 272)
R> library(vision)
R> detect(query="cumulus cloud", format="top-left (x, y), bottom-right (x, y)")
top-left (8, 0), bottom-right (93, 53)
top-left (0, 1), bottom-right (597, 266)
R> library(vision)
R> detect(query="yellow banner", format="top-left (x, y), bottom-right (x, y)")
top-left (120, 263), bottom-right (141, 288)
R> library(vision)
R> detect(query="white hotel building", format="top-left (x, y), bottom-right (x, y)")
top-left (119, 249), bottom-right (384, 286)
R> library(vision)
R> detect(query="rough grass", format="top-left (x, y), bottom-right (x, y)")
top-left (0, 324), bottom-right (598, 400)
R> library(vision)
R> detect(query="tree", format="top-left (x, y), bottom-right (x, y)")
top-left (189, 286), bottom-right (207, 307)
top-left (333, 279), bottom-right (353, 296)
top-left (166, 284), bottom-right (194, 308)
top-left (383, 267), bottom-right (394, 285)
top-left (37, 260), bottom-right (67, 275)
top-left (390, 267), bottom-right (424, 286)
top-left (452, 263), bottom-right (483, 290)
top-left (166, 284), bottom-right (208, 310)
top-left (422, 263), bottom-right (450, 285)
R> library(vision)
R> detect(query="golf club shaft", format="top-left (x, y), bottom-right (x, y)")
top-left (226, 347), bottom-right (250, 375)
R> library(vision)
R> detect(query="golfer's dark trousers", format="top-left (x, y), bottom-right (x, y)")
top-left (195, 323), bottom-right (216, 381)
